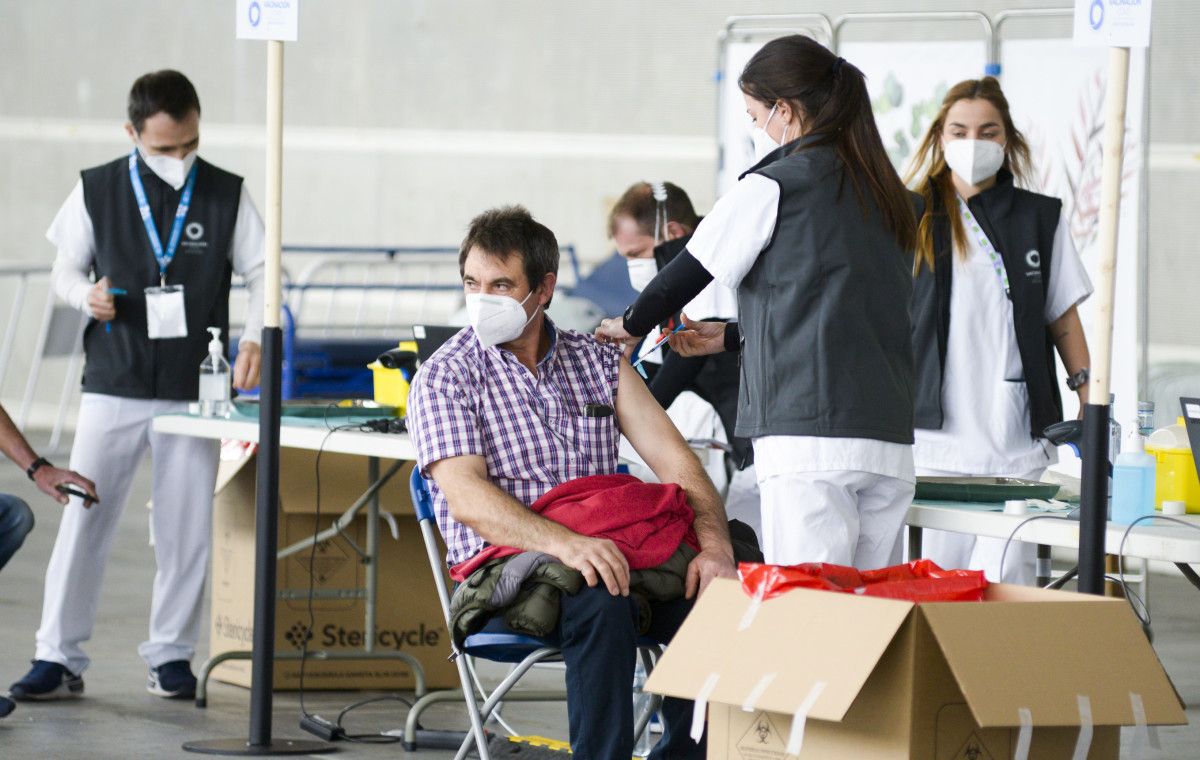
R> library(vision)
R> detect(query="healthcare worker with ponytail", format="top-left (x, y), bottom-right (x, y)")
top-left (907, 77), bottom-right (1093, 583)
top-left (596, 35), bottom-right (918, 569)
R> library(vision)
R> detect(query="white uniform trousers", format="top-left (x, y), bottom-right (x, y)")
top-left (915, 467), bottom-right (1045, 584)
top-left (757, 470), bottom-right (914, 569)
top-left (35, 393), bottom-right (219, 674)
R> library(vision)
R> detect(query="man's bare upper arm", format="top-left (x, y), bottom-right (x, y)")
top-left (614, 358), bottom-right (694, 477)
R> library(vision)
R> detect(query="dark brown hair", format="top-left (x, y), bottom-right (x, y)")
top-left (906, 77), bottom-right (1033, 272)
top-left (607, 181), bottom-right (700, 239)
top-left (739, 35), bottom-right (916, 253)
top-left (459, 206), bottom-right (559, 303)
top-left (127, 70), bottom-right (201, 133)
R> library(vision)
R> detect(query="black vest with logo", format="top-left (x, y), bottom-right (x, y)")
top-left (911, 170), bottom-right (1064, 438)
top-left (79, 154), bottom-right (242, 400)
top-left (735, 138), bottom-right (915, 443)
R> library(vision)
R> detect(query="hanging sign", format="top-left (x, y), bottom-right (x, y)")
top-left (1074, 0), bottom-right (1151, 48)
top-left (236, 0), bottom-right (300, 41)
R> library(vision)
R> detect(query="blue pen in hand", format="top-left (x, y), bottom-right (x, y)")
top-left (631, 322), bottom-right (687, 379)
top-left (104, 287), bottom-right (127, 333)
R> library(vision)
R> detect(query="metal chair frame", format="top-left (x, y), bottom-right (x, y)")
top-left (408, 468), bottom-right (662, 759)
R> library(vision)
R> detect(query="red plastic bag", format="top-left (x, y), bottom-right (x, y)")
top-left (738, 559), bottom-right (987, 603)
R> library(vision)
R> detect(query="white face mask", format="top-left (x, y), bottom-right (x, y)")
top-left (750, 104), bottom-right (790, 162)
top-left (625, 257), bottom-right (658, 293)
top-left (138, 144), bottom-right (197, 190)
top-left (465, 290), bottom-right (539, 348)
top-left (942, 139), bottom-right (1005, 186)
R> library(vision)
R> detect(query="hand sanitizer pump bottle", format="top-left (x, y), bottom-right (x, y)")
top-left (199, 327), bottom-right (231, 418)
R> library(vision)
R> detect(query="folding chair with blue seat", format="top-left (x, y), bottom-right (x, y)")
top-left (407, 468), bottom-right (662, 759)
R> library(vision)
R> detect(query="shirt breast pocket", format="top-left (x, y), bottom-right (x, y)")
top-left (570, 412), bottom-right (619, 470)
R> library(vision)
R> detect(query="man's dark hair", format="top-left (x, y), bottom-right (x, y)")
top-left (127, 70), bottom-right (201, 133)
top-left (607, 181), bottom-right (700, 238)
top-left (459, 206), bottom-right (560, 303)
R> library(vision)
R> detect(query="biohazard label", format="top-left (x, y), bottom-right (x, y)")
top-left (292, 538), bottom-right (350, 584)
top-left (951, 732), bottom-right (997, 760)
top-left (735, 711), bottom-right (789, 760)
top-left (935, 703), bottom-right (1010, 759)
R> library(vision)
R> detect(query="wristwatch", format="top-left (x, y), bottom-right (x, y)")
top-left (1066, 368), bottom-right (1090, 391)
top-left (26, 456), bottom-right (51, 481)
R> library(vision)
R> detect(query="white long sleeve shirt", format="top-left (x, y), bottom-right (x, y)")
top-left (47, 178), bottom-right (266, 347)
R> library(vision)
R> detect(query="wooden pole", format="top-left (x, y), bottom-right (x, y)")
top-left (264, 40), bottom-right (284, 331)
top-left (1078, 46), bottom-right (1132, 596)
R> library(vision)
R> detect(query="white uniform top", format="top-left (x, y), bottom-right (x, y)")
top-left (913, 210), bottom-right (1092, 476)
top-left (47, 178), bottom-right (267, 347)
top-left (686, 173), bottom-right (914, 483)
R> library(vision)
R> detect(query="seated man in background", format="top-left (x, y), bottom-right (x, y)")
top-left (609, 181), bottom-right (760, 539)
top-left (0, 404), bottom-right (97, 718)
top-left (407, 205), bottom-right (735, 759)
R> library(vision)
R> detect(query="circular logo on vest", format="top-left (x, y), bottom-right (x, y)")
top-left (1025, 249), bottom-right (1041, 269)
top-left (185, 222), bottom-right (205, 241)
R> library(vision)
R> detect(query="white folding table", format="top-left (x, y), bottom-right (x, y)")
top-left (906, 500), bottom-right (1200, 590)
top-left (152, 412), bottom-right (422, 707)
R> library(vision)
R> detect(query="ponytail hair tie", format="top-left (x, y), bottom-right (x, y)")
top-left (831, 57), bottom-right (845, 77)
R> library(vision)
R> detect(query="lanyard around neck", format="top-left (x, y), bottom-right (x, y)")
top-left (128, 149), bottom-right (197, 285)
top-left (957, 196), bottom-right (1010, 299)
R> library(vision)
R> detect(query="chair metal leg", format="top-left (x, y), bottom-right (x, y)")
top-left (455, 651), bottom-right (493, 760)
top-left (453, 648), bottom-right (561, 760)
top-left (633, 646), bottom-right (663, 747)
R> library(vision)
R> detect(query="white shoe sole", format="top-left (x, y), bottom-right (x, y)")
top-left (146, 679), bottom-right (195, 699)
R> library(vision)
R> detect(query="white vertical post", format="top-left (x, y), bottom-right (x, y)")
top-left (264, 40), bottom-right (284, 331)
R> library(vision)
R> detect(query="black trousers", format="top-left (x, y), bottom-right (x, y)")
top-left (483, 586), bottom-right (704, 759)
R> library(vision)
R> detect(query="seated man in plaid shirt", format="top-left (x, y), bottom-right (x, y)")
top-left (407, 206), bottom-right (736, 760)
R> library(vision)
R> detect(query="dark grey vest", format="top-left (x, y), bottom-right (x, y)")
top-left (734, 140), bottom-right (915, 443)
top-left (911, 171), bottom-right (1064, 437)
top-left (79, 154), bottom-right (242, 400)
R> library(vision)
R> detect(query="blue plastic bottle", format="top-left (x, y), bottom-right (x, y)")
top-left (1111, 433), bottom-right (1157, 525)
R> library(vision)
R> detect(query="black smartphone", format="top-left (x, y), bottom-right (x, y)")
top-left (56, 485), bottom-right (95, 502)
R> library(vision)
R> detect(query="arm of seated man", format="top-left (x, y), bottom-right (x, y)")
top-left (614, 358), bottom-right (736, 598)
top-left (429, 454), bottom-right (630, 596)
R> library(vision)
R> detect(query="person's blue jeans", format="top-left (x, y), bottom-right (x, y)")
top-left (0, 494), bottom-right (35, 573)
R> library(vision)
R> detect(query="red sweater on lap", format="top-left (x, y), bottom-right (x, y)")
top-left (449, 473), bottom-right (699, 582)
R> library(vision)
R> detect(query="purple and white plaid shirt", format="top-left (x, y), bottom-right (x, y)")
top-left (407, 320), bottom-right (622, 565)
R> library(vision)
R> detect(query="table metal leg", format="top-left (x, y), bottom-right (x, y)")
top-left (365, 456), bottom-right (379, 656)
top-left (1044, 566), bottom-right (1078, 590)
top-left (1036, 544), bottom-right (1053, 587)
top-left (907, 524), bottom-right (922, 561)
top-left (1176, 563), bottom-right (1200, 593)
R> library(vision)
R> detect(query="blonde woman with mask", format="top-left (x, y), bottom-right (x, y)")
top-left (908, 77), bottom-right (1093, 583)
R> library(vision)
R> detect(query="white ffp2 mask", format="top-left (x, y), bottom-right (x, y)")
top-left (465, 291), bottom-right (539, 348)
top-left (943, 139), bottom-right (1005, 186)
top-left (750, 104), bottom-right (791, 162)
top-left (138, 145), bottom-right (197, 190)
top-left (625, 258), bottom-right (658, 293)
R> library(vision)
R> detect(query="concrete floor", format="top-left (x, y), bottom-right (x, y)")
top-left (1, 442), bottom-right (1199, 758)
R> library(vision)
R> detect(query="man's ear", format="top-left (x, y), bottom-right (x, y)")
top-left (536, 272), bottom-right (557, 306)
top-left (665, 221), bottom-right (689, 241)
top-left (124, 122), bottom-right (138, 145)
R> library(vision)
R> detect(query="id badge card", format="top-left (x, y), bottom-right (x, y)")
top-left (144, 285), bottom-right (187, 339)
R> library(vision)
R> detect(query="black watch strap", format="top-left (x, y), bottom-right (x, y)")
top-left (1066, 368), bottom-right (1090, 391)
top-left (26, 456), bottom-right (51, 481)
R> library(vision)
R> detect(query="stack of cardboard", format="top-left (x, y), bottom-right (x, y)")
top-left (647, 579), bottom-right (1185, 759)
top-left (209, 448), bottom-right (456, 691)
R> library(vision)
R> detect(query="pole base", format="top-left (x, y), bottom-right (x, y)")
top-left (182, 738), bottom-right (335, 755)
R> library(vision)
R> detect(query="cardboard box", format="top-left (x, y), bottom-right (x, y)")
top-left (209, 447), bottom-right (457, 691)
top-left (646, 579), bottom-right (1185, 759)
